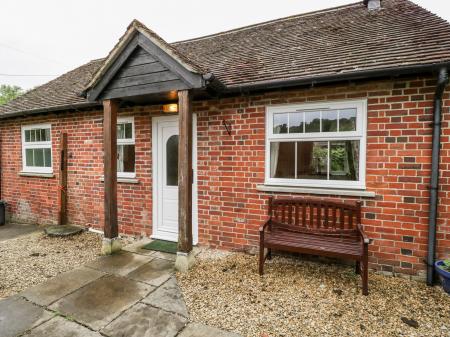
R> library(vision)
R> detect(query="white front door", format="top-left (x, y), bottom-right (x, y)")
top-left (152, 115), bottom-right (197, 243)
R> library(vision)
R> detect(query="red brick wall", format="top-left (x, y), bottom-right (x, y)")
top-left (0, 75), bottom-right (448, 278)
top-left (194, 76), bottom-right (450, 278)
top-left (0, 106), bottom-right (160, 236)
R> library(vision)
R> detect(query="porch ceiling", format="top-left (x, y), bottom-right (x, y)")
top-left (85, 20), bottom-right (208, 103)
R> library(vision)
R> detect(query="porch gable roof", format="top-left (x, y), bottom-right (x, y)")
top-left (85, 20), bottom-right (207, 102)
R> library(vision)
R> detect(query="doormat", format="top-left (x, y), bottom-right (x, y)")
top-left (142, 240), bottom-right (177, 254)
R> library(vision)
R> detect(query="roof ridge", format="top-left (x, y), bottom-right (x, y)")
top-left (171, 1), bottom-right (362, 45)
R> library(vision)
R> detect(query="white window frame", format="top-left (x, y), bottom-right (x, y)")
top-left (117, 117), bottom-right (136, 179)
top-left (21, 123), bottom-right (53, 174)
top-left (265, 99), bottom-right (367, 190)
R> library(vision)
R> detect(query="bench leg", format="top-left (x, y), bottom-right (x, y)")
top-left (259, 246), bottom-right (265, 276)
top-left (355, 261), bottom-right (360, 275)
top-left (259, 230), bottom-right (265, 275)
top-left (362, 246), bottom-right (369, 296)
top-left (267, 248), bottom-right (272, 260)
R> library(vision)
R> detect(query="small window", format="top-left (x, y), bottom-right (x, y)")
top-left (22, 124), bottom-right (52, 174)
top-left (266, 100), bottom-right (366, 189)
top-left (117, 117), bottom-right (135, 178)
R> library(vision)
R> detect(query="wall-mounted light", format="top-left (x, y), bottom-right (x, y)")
top-left (163, 103), bottom-right (178, 113)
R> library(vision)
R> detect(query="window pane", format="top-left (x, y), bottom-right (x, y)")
top-left (270, 142), bottom-right (295, 178)
top-left (26, 149), bottom-right (34, 166)
top-left (330, 141), bottom-right (359, 181)
top-left (117, 123), bottom-right (133, 139)
top-left (25, 128), bottom-right (50, 142)
top-left (289, 112), bottom-right (304, 133)
top-left (322, 110), bottom-right (338, 132)
top-left (305, 111), bottom-right (321, 133)
top-left (339, 109), bottom-right (357, 131)
top-left (117, 124), bottom-right (125, 139)
top-left (34, 149), bottom-right (44, 167)
top-left (166, 135), bottom-right (179, 186)
top-left (117, 145), bottom-right (135, 173)
top-left (125, 123), bottom-right (133, 139)
top-left (273, 113), bottom-right (288, 134)
top-left (44, 148), bottom-right (52, 167)
top-left (297, 141), bottom-right (328, 180)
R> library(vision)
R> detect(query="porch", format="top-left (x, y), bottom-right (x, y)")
top-left (84, 20), bottom-right (213, 269)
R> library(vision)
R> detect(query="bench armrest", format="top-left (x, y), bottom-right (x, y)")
top-left (259, 217), bottom-right (272, 233)
top-left (357, 224), bottom-right (370, 244)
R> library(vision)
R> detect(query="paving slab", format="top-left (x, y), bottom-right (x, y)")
top-left (127, 258), bottom-right (174, 286)
top-left (85, 251), bottom-right (153, 276)
top-left (151, 251), bottom-right (177, 261)
top-left (122, 239), bottom-right (155, 256)
top-left (23, 316), bottom-right (103, 337)
top-left (101, 303), bottom-right (187, 337)
top-left (178, 323), bottom-right (243, 337)
top-left (49, 274), bottom-right (153, 331)
top-left (22, 267), bottom-right (105, 306)
top-left (143, 277), bottom-right (188, 317)
top-left (0, 296), bottom-right (53, 337)
top-left (0, 223), bottom-right (40, 241)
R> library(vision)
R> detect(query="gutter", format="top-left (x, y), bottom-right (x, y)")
top-left (0, 102), bottom-right (100, 120)
top-left (427, 67), bottom-right (449, 286)
top-left (225, 62), bottom-right (450, 93)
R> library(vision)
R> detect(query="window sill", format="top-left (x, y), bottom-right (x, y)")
top-left (256, 184), bottom-right (376, 198)
top-left (100, 176), bottom-right (139, 184)
top-left (19, 172), bottom-right (55, 178)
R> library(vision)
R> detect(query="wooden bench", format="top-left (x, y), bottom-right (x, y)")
top-left (259, 197), bottom-right (370, 295)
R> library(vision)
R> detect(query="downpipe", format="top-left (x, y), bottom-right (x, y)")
top-left (427, 67), bottom-right (449, 286)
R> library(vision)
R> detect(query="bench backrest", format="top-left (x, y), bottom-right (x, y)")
top-left (268, 197), bottom-right (361, 235)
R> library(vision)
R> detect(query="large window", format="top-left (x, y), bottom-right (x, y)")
top-left (22, 124), bottom-right (52, 174)
top-left (266, 100), bottom-right (366, 189)
top-left (117, 117), bottom-right (136, 178)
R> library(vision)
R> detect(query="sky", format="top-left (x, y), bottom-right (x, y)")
top-left (0, 0), bottom-right (449, 90)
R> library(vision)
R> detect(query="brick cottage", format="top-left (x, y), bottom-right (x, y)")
top-left (0, 0), bottom-right (449, 283)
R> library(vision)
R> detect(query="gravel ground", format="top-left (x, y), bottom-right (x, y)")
top-left (178, 252), bottom-right (450, 337)
top-left (0, 230), bottom-right (102, 299)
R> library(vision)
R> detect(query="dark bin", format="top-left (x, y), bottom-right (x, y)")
top-left (0, 201), bottom-right (6, 226)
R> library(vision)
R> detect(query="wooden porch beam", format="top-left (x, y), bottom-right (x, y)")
top-left (103, 99), bottom-right (119, 239)
top-left (177, 90), bottom-right (193, 253)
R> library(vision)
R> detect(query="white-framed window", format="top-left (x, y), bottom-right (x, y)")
top-left (21, 123), bottom-right (53, 174)
top-left (265, 100), bottom-right (367, 189)
top-left (117, 117), bottom-right (136, 178)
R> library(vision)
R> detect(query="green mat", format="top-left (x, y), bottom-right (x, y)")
top-left (142, 240), bottom-right (177, 254)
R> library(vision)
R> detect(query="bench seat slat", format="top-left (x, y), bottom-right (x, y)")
top-left (265, 232), bottom-right (362, 257)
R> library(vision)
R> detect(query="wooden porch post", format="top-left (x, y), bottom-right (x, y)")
top-left (177, 90), bottom-right (193, 256)
top-left (57, 133), bottom-right (68, 225)
top-left (102, 99), bottom-right (121, 254)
